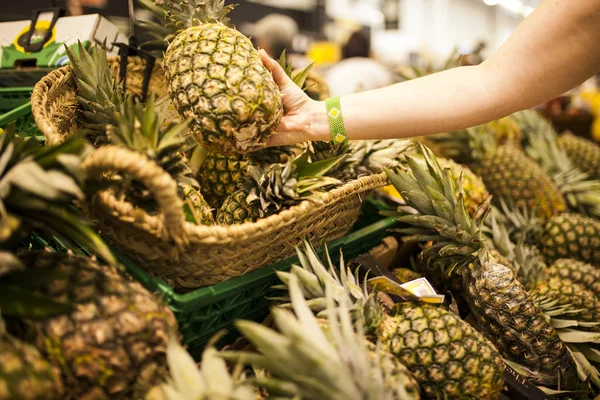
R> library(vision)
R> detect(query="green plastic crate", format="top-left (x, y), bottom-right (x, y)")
top-left (36, 217), bottom-right (397, 359)
top-left (0, 87), bottom-right (33, 114)
top-left (0, 88), bottom-right (38, 137)
top-left (122, 217), bottom-right (397, 358)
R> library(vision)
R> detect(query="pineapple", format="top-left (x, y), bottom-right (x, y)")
top-left (67, 43), bottom-right (215, 225)
top-left (487, 116), bottom-right (523, 146)
top-left (276, 241), bottom-right (505, 399)
top-left (350, 139), bottom-right (415, 176)
top-left (65, 41), bottom-right (125, 145)
top-left (305, 140), bottom-right (356, 180)
top-left (16, 251), bottom-right (178, 399)
top-left (108, 94), bottom-right (214, 224)
top-left (197, 146), bottom-right (296, 209)
top-left (216, 155), bottom-right (342, 224)
top-left (517, 109), bottom-right (600, 219)
top-left (384, 144), bottom-right (578, 388)
top-left (383, 157), bottom-right (489, 217)
top-left (424, 125), bottom-right (566, 220)
top-left (227, 275), bottom-right (421, 400)
top-left (541, 213), bottom-right (600, 265)
top-left (557, 131), bottom-right (600, 180)
top-left (546, 259), bottom-right (600, 300)
top-left (530, 277), bottom-right (600, 328)
top-left (146, 337), bottom-right (256, 400)
top-left (0, 317), bottom-right (63, 400)
top-left (195, 52), bottom-right (311, 208)
top-left (141, 0), bottom-right (283, 155)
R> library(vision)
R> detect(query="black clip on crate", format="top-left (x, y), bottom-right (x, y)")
top-left (22, 2), bottom-right (66, 53)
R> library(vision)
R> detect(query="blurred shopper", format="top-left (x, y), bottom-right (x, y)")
top-left (258, 1), bottom-right (600, 147)
top-left (253, 14), bottom-right (299, 60)
top-left (326, 31), bottom-right (395, 96)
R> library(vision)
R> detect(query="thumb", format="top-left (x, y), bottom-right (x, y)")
top-left (259, 49), bottom-right (294, 90)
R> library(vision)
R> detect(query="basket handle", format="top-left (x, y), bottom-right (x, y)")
top-left (82, 146), bottom-right (188, 248)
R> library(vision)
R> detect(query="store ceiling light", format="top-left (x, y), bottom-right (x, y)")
top-left (483, 0), bottom-right (499, 5)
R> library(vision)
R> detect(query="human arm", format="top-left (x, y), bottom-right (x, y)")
top-left (261, 0), bottom-right (600, 146)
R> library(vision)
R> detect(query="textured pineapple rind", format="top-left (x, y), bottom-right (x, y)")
top-left (19, 252), bottom-right (178, 399)
top-left (547, 259), bottom-right (600, 300)
top-left (462, 262), bottom-right (578, 387)
top-left (557, 133), bottom-right (600, 180)
top-left (0, 335), bottom-right (63, 400)
top-left (531, 277), bottom-right (600, 328)
top-left (541, 214), bottom-right (600, 265)
top-left (474, 146), bottom-right (566, 220)
top-left (165, 25), bottom-right (283, 155)
top-left (379, 302), bottom-right (505, 400)
top-left (198, 153), bottom-right (250, 208)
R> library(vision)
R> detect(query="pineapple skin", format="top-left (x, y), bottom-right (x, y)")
top-left (378, 302), bottom-right (505, 399)
top-left (199, 153), bottom-right (250, 209)
top-left (216, 190), bottom-right (257, 224)
top-left (531, 277), bottom-right (600, 329)
top-left (547, 259), bottom-right (600, 300)
top-left (474, 146), bottom-right (566, 220)
top-left (0, 335), bottom-right (63, 400)
top-left (18, 252), bottom-right (178, 399)
top-left (488, 117), bottom-right (523, 147)
top-left (164, 25), bottom-right (283, 155)
top-left (541, 214), bottom-right (600, 265)
top-left (557, 132), bottom-right (600, 180)
top-left (181, 183), bottom-right (215, 224)
top-left (462, 262), bottom-right (578, 387)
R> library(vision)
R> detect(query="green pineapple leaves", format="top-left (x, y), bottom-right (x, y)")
top-left (384, 144), bottom-right (491, 275)
top-left (278, 49), bottom-right (314, 91)
top-left (66, 41), bottom-right (126, 144)
top-left (0, 126), bottom-right (115, 264)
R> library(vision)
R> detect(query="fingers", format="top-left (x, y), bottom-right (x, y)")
top-left (258, 49), bottom-right (294, 90)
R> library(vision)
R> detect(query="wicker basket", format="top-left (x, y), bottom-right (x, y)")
top-left (31, 56), bottom-right (390, 290)
top-left (31, 57), bottom-right (167, 146)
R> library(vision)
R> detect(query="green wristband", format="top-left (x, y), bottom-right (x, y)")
top-left (325, 96), bottom-right (348, 144)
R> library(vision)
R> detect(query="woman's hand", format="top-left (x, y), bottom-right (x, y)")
top-left (259, 50), bottom-right (326, 146)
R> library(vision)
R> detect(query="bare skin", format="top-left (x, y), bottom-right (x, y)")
top-left (259, 0), bottom-right (600, 147)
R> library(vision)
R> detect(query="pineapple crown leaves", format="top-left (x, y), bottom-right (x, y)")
top-left (108, 94), bottom-right (198, 187)
top-left (424, 125), bottom-right (496, 165)
top-left (306, 141), bottom-right (357, 180)
top-left (136, 0), bottom-right (174, 46)
top-left (150, 0), bottom-right (236, 36)
top-left (242, 155), bottom-right (343, 213)
top-left (0, 127), bottom-right (115, 264)
top-left (273, 240), bottom-right (369, 313)
top-left (273, 240), bottom-right (391, 338)
top-left (150, 334), bottom-right (255, 400)
top-left (351, 139), bottom-right (416, 176)
top-left (384, 144), bottom-right (492, 275)
top-left (494, 197), bottom-right (544, 245)
top-left (225, 274), bottom-right (413, 400)
top-left (65, 42), bottom-right (126, 140)
top-left (278, 49), bottom-right (314, 91)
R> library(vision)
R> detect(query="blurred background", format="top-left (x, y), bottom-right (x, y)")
top-left (0, 0), bottom-right (541, 67)
top-left (2, 0), bottom-right (599, 139)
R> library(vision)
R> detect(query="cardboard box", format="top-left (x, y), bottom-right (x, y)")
top-left (0, 13), bottom-right (125, 70)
